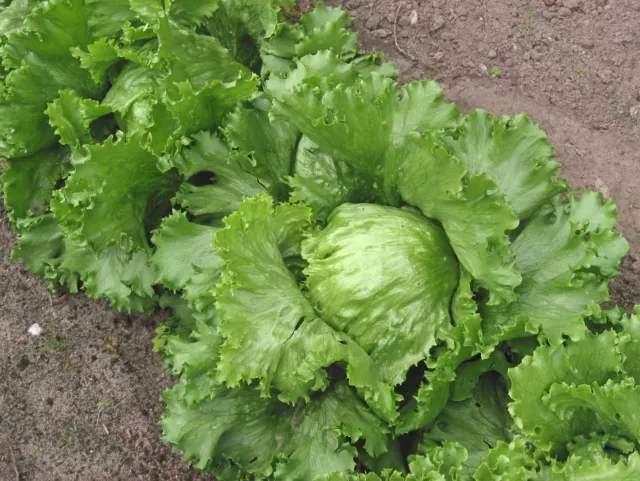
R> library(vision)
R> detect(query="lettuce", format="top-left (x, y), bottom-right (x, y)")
top-left (0, 1), bottom-right (637, 480)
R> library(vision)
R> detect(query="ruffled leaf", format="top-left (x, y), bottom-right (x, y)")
top-left (399, 134), bottom-right (521, 304)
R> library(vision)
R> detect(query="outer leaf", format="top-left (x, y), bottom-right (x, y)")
top-left (272, 73), bottom-right (459, 203)
top-left (481, 192), bottom-right (629, 345)
top-left (149, 210), bottom-right (223, 292)
top-left (162, 309), bottom-right (224, 405)
top-left (161, 382), bottom-right (389, 479)
top-left (173, 131), bottom-right (266, 220)
top-left (11, 214), bottom-right (65, 278)
top-left (2, 147), bottom-right (67, 223)
top-left (302, 203), bottom-right (459, 385)
top-left (224, 101), bottom-right (299, 199)
top-left (45, 90), bottom-right (112, 146)
top-left (473, 437), bottom-right (537, 481)
top-left (288, 136), bottom-right (376, 221)
top-left (51, 238), bottom-right (157, 312)
top-left (443, 110), bottom-right (567, 219)
top-left (294, 2), bottom-right (357, 58)
top-left (419, 372), bottom-right (513, 478)
top-left (396, 269), bottom-right (485, 434)
top-left (508, 330), bottom-right (622, 453)
top-left (399, 134), bottom-right (521, 304)
top-left (52, 135), bottom-right (181, 253)
top-left (537, 451), bottom-right (640, 480)
top-left (0, 0), bottom-right (101, 158)
top-left (544, 379), bottom-right (640, 443)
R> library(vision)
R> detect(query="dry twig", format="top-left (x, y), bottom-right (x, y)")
top-left (393, 3), bottom-right (416, 61)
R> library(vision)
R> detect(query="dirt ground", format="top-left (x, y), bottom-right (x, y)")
top-left (1, 0), bottom-right (639, 479)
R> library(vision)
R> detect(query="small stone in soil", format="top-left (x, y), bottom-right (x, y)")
top-left (433, 52), bottom-right (444, 62)
top-left (430, 15), bottom-right (445, 32)
top-left (558, 7), bottom-right (571, 16)
top-left (530, 49), bottom-right (543, 61)
top-left (564, 0), bottom-right (582, 10)
top-left (371, 29), bottom-right (391, 38)
top-left (630, 105), bottom-right (640, 118)
top-left (365, 14), bottom-right (382, 30)
top-left (28, 323), bottom-right (43, 336)
top-left (488, 49), bottom-right (497, 59)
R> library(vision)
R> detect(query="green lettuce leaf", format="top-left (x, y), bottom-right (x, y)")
top-left (399, 134), bottom-right (521, 304)
top-left (161, 381), bottom-right (389, 479)
top-left (213, 195), bottom-right (398, 419)
top-left (45, 90), bottom-right (112, 146)
top-left (0, 0), bottom-right (102, 158)
top-left (302, 203), bottom-right (459, 386)
top-left (272, 73), bottom-right (459, 203)
top-left (52, 134), bottom-right (181, 253)
top-left (481, 192), bottom-right (629, 345)
top-left (223, 100), bottom-right (299, 200)
top-left (418, 371), bottom-right (513, 478)
top-left (443, 110), bottom-right (567, 219)
top-left (2, 147), bottom-right (68, 223)
top-left (150, 210), bottom-right (223, 294)
top-left (173, 131), bottom-right (266, 221)
top-left (288, 136), bottom-right (376, 221)
top-left (508, 330), bottom-right (622, 453)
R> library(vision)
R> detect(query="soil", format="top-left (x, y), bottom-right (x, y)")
top-left (1, 0), bottom-right (639, 479)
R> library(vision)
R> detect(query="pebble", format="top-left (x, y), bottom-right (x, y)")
top-left (409, 10), bottom-right (419, 25)
top-left (630, 105), bottom-right (640, 118)
top-left (488, 49), bottom-right (497, 59)
top-left (542, 10), bottom-right (554, 19)
top-left (558, 7), bottom-right (571, 16)
top-left (28, 323), bottom-right (43, 336)
top-left (564, 0), bottom-right (582, 10)
top-left (433, 52), bottom-right (444, 62)
top-left (530, 49), bottom-right (543, 61)
top-left (430, 15), bottom-right (446, 32)
top-left (371, 29), bottom-right (391, 39)
top-left (365, 14), bottom-right (382, 30)
top-left (579, 39), bottom-right (595, 49)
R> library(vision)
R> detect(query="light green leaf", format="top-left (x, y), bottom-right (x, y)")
top-left (272, 74), bottom-right (459, 203)
top-left (399, 134), bottom-right (521, 304)
top-left (303, 203), bottom-right (459, 385)
top-left (0, 0), bottom-right (101, 158)
top-left (544, 379), bottom-right (640, 444)
top-left (213, 195), bottom-right (398, 419)
top-left (481, 192), bottom-right (628, 346)
top-left (11, 214), bottom-right (66, 279)
top-left (52, 135), bottom-right (181, 253)
top-left (419, 371), bottom-right (513, 478)
top-left (150, 210), bottom-right (223, 293)
top-left (288, 136), bottom-right (376, 221)
top-left (508, 330), bottom-right (622, 453)
top-left (224, 101), bottom-right (299, 200)
top-left (45, 90), bottom-right (112, 146)
top-left (473, 437), bottom-right (537, 481)
top-left (173, 131), bottom-right (266, 220)
top-left (444, 110), bottom-right (567, 219)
